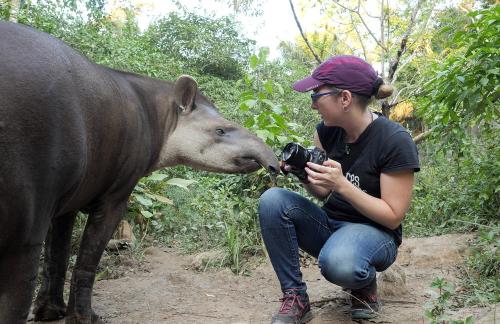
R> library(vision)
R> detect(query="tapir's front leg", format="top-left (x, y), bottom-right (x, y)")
top-left (34, 211), bottom-right (77, 321)
top-left (65, 202), bottom-right (126, 324)
top-left (0, 244), bottom-right (44, 324)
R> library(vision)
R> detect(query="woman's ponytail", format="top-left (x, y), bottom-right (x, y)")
top-left (375, 83), bottom-right (394, 99)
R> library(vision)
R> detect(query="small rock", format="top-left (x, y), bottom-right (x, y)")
top-left (144, 246), bottom-right (163, 257)
top-left (114, 220), bottom-right (136, 242)
top-left (378, 264), bottom-right (408, 298)
top-left (189, 249), bottom-right (227, 271)
top-left (106, 239), bottom-right (132, 252)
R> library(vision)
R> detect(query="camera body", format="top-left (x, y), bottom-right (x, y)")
top-left (281, 142), bottom-right (327, 181)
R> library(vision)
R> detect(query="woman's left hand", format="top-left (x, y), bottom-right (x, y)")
top-left (305, 159), bottom-right (349, 192)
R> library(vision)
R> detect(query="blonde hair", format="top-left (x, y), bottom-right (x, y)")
top-left (375, 83), bottom-right (394, 99)
top-left (351, 82), bottom-right (394, 109)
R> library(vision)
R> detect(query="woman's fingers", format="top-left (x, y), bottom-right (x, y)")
top-left (305, 167), bottom-right (330, 182)
top-left (306, 162), bottom-right (330, 173)
top-left (323, 159), bottom-right (342, 168)
top-left (306, 160), bottom-right (342, 174)
top-left (305, 168), bottom-right (322, 185)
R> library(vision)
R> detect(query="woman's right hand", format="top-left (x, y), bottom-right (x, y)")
top-left (279, 160), bottom-right (291, 174)
top-left (280, 161), bottom-right (310, 183)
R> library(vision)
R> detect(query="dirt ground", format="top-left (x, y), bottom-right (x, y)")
top-left (33, 234), bottom-right (498, 324)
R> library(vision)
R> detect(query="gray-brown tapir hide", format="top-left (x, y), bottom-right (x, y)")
top-left (0, 21), bottom-right (279, 324)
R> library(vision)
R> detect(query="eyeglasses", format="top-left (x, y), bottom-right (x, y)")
top-left (310, 89), bottom-right (341, 103)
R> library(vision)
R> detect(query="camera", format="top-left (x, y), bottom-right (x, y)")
top-left (281, 142), bottom-right (327, 181)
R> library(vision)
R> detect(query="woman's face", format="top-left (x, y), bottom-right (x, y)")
top-left (311, 86), bottom-right (343, 127)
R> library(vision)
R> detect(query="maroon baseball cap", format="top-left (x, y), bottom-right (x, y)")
top-left (292, 55), bottom-right (381, 97)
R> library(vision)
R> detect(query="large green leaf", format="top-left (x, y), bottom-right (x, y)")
top-left (166, 178), bottom-right (197, 190)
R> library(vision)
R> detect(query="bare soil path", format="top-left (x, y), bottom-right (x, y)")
top-left (33, 234), bottom-right (498, 324)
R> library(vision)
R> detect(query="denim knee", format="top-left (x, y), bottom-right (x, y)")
top-left (318, 248), bottom-right (373, 289)
top-left (258, 188), bottom-right (291, 227)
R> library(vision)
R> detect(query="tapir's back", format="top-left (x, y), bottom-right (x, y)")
top-left (0, 22), bottom-right (144, 235)
top-left (0, 21), bottom-right (100, 155)
top-left (0, 22), bottom-right (89, 240)
top-left (0, 21), bottom-right (97, 107)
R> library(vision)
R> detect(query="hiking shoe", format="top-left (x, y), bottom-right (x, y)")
top-left (350, 278), bottom-right (380, 320)
top-left (271, 289), bottom-right (313, 324)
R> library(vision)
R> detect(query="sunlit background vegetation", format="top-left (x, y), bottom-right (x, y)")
top-left (1, 0), bottom-right (498, 310)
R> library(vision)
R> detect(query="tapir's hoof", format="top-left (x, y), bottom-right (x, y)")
top-left (65, 311), bottom-right (104, 324)
top-left (33, 300), bottom-right (66, 321)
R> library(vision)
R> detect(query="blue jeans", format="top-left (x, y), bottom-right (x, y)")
top-left (258, 188), bottom-right (398, 292)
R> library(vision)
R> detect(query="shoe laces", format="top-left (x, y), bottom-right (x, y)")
top-left (351, 289), bottom-right (378, 307)
top-left (352, 291), bottom-right (377, 304)
top-left (279, 292), bottom-right (305, 314)
top-left (351, 279), bottom-right (378, 304)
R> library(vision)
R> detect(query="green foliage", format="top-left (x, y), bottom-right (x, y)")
top-left (424, 278), bottom-right (474, 324)
top-left (417, 5), bottom-right (499, 141)
top-left (429, 6), bottom-right (471, 54)
top-left (10, 3), bottom-right (499, 311)
top-left (467, 226), bottom-right (500, 280)
top-left (146, 11), bottom-right (255, 79)
top-left (409, 5), bottom-right (499, 239)
top-left (459, 224), bottom-right (500, 306)
top-left (0, 0), bottom-right (11, 20)
top-left (405, 132), bottom-right (499, 236)
top-left (128, 171), bottom-right (197, 238)
top-left (146, 172), bottom-right (263, 265)
top-left (405, 7), bottom-right (499, 302)
top-left (238, 48), bottom-right (307, 148)
top-left (16, 0), bottom-right (182, 80)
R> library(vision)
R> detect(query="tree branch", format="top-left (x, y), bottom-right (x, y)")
top-left (289, 0), bottom-right (322, 64)
top-left (319, 32), bottom-right (327, 59)
top-left (8, 0), bottom-right (23, 22)
top-left (392, 51), bottom-right (418, 84)
top-left (413, 128), bottom-right (434, 144)
top-left (386, 99), bottom-right (407, 110)
top-left (387, 0), bottom-right (424, 81)
top-left (380, 0), bottom-right (386, 76)
top-left (382, 0), bottom-right (424, 116)
top-left (350, 14), bottom-right (367, 60)
top-left (331, 0), bottom-right (388, 52)
top-left (403, 2), bottom-right (437, 64)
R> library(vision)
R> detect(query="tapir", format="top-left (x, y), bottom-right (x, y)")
top-left (0, 21), bottom-right (279, 324)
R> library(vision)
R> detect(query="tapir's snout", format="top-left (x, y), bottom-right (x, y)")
top-left (156, 75), bottom-right (280, 176)
top-left (267, 164), bottom-right (279, 176)
top-left (262, 154), bottom-right (280, 178)
top-left (233, 149), bottom-right (279, 176)
top-left (236, 140), bottom-right (280, 178)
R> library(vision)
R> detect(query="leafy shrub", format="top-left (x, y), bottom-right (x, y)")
top-left (0, 0), bottom-right (12, 20)
top-left (410, 5), bottom-right (500, 237)
top-left (146, 11), bottom-right (255, 79)
top-left (459, 224), bottom-right (500, 306)
top-left (405, 131), bottom-right (499, 236)
top-left (424, 278), bottom-right (474, 324)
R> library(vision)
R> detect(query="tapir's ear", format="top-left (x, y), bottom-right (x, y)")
top-left (174, 75), bottom-right (198, 114)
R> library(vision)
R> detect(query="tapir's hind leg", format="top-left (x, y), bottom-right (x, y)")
top-left (33, 211), bottom-right (77, 321)
top-left (0, 244), bottom-right (44, 324)
top-left (66, 201), bottom-right (126, 324)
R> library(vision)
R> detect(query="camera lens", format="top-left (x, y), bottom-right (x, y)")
top-left (282, 144), bottom-right (295, 162)
top-left (282, 143), bottom-right (310, 169)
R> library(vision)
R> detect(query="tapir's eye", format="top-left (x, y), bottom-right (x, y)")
top-left (215, 128), bottom-right (225, 136)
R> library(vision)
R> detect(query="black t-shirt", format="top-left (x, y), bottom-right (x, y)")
top-left (316, 114), bottom-right (420, 245)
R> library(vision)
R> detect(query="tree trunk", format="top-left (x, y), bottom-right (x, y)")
top-left (382, 0), bottom-right (424, 117)
top-left (380, 0), bottom-right (385, 77)
top-left (8, 0), bottom-right (24, 23)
